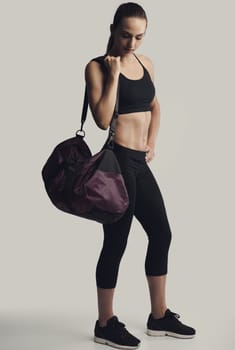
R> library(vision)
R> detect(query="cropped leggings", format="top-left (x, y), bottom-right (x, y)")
top-left (96, 142), bottom-right (172, 289)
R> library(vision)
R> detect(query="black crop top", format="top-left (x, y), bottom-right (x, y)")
top-left (90, 53), bottom-right (155, 115)
top-left (118, 53), bottom-right (155, 114)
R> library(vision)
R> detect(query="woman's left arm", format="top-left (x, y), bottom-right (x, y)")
top-left (143, 56), bottom-right (161, 162)
top-left (146, 97), bottom-right (160, 161)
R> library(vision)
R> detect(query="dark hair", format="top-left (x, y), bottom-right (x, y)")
top-left (105, 2), bottom-right (148, 54)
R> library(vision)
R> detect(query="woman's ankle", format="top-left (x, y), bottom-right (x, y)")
top-left (98, 313), bottom-right (115, 327)
top-left (151, 306), bottom-right (168, 319)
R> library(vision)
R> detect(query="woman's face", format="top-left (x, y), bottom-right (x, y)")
top-left (111, 17), bottom-right (147, 56)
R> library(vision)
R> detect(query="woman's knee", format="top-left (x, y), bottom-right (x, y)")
top-left (148, 223), bottom-right (172, 248)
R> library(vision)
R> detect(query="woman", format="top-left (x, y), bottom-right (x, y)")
top-left (85, 2), bottom-right (196, 349)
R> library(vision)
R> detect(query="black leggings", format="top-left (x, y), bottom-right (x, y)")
top-left (96, 142), bottom-right (172, 289)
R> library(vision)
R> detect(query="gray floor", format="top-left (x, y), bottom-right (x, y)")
top-left (0, 307), bottom-right (234, 350)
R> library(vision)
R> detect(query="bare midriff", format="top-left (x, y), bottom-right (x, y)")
top-left (114, 110), bottom-right (151, 151)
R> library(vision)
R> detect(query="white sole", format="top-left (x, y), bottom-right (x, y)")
top-left (146, 329), bottom-right (195, 339)
top-left (94, 336), bottom-right (140, 349)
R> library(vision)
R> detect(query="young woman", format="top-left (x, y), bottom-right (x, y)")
top-left (85, 2), bottom-right (196, 349)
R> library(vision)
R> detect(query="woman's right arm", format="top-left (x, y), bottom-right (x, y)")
top-left (84, 57), bottom-right (120, 130)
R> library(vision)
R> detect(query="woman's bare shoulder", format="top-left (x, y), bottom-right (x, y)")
top-left (137, 54), bottom-right (154, 66)
top-left (137, 53), bottom-right (155, 81)
top-left (85, 58), bottom-right (106, 86)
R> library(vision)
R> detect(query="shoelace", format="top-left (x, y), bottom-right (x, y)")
top-left (167, 310), bottom-right (181, 319)
top-left (107, 317), bottom-right (125, 329)
top-left (109, 318), bottom-right (132, 338)
top-left (111, 320), bottom-right (126, 329)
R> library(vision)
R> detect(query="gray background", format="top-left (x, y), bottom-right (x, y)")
top-left (1, 0), bottom-right (234, 349)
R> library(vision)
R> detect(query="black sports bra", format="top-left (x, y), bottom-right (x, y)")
top-left (118, 53), bottom-right (155, 115)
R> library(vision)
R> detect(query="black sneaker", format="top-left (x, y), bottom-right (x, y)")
top-left (94, 315), bottom-right (141, 349)
top-left (147, 309), bottom-right (196, 339)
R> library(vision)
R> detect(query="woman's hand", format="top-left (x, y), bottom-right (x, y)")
top-left (145, 144), bottom-right (155, 163)
top-left (104, 55), bottom-right (121, 78)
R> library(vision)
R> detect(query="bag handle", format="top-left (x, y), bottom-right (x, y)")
top-left (76, 56), bottom-right (119, 149)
